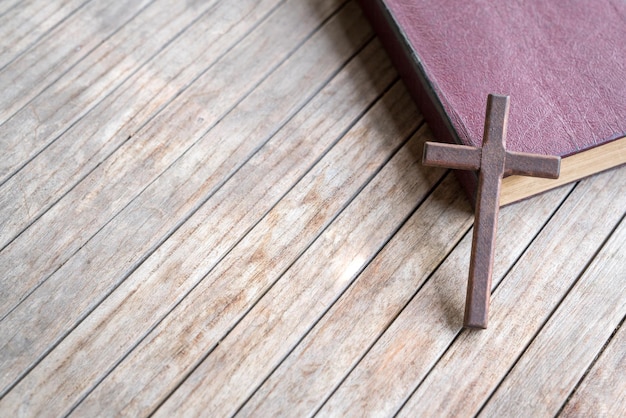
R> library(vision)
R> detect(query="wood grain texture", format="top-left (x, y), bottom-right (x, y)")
top-left (0, 0), bottom-right (152, 125)
top-left (70, 76), bottom-right (418, 418)
top-left (236, 172), bottom-right (470, 417)
top-left (316, 182), bottom-right (573, 417)
top-left (0, 0), bottom-right (89, 68)
top-left (0, 0), bottom-right (232, 188)
top-left (397, 166), bottom-right (626, 417)
top-left (480, 215), bottom-right (626, 417)
top-left (155, 125), bottom-right (448, 416)
top-left (0, 0), bottom-right (356, 394)
top-left (561, 319), bottom-right (626, 417)
top-left (0, 0), bottom-right (345, 319)
top-left (0, 38), bottom-right (396, 417)
top-left (0, 0), bottom-right (281, 247)
top-left (1, 0), bottom-right (623, 414)
top-left (66, 80), bottom-right (414, 417)
top-left (0, 0), bottom-right (22, 17)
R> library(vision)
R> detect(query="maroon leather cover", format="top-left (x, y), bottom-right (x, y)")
top-left (359, 0), bottom-right (626, 202)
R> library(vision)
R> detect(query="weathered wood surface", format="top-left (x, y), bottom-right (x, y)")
top-left (1, 35), bottom-right (397, 416)
top-left (0, 1), bottom-right (22, 17)
top-left (480, 215), bottom-right (626, 417)
top-left (560, 318), bottom-right (626, 417)
top-left (0, 0), bottom-right (88, 68)
top-left (1, 1), bottom-right (624, 416)
top-left (0, 0), bottom-right (344, 317)
top-left (0, 0), bottom-right (363, 394)
top-left (0, 0), bottom-right (246, 183)
top-left (152, 125), bottom-right (447, 417)
top-left (396, 168), bottom-right (626, 417)
top-left (0, 0), bottom-right (153, 125)
top-left (302, 181), bottom-right (574, 417)
top-left (0, 0), bottom-right (282, 246)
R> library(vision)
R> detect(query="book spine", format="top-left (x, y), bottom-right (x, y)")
top-left (358, 0), bottom-right (478, 207)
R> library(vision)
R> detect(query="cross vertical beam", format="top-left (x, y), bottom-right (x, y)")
top-left (423, 94), bottom-right (560, 329)
top-left (465, 95), bottom-right (508, 328)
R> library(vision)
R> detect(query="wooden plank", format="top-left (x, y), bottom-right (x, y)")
top-left (0, 0), bottom-right (366, 398)
top-left (1, 2), bottom-right (618, 415)
top-left (0, 0), bottom-right (90, 68)
top-left (0, 0), bottom-right (23, 17)
top-left (560, 320), bottom-right (626, 417)
top-left (0, 38), bottom-right (397, 417)
top-left (71, 81), bottom-right (421, 416)
top-left (316, 188), bottom-right (573, 416)
top-left (0, 0), bottom-right (344, 317)
top-left (0, 0), bottom-right (280, 247)
top-left (0, 0), bottom-right (230, 185)
top-left (396, 166), bottom-right (626, 417)
top-left (479, 216), bottom-right (626, 417)
top-left (243, 179), bottom-right (572, 417)
top-left (160, 165), bottom-right (461, 416)
top-left (0, 0), bottom-right (152, 125)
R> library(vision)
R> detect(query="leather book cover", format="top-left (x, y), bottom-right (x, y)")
top-left (358, 0), bottom-right (626, 205)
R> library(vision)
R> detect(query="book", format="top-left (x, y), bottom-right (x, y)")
top-left (358, 0), bottom-right (626, 206)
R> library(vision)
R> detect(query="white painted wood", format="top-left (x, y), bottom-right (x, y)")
top-left (0, 0), bottom-right (89, 68)
top-left (561, 320), bottom-right (626, 417)
top-left (397, 167), bottom-right (626, 417)
top-left (311, 183), bottom-right (573, 417)
top-left (480, 216), bottom-right (626, 417)
top-left (0, 0), bottom-right (364, 399)
top-left (0, 0), bottom-right (280, 246)
top-left (0, 39), bottom-right (397, 417)
top-left (0, 0), bottom-right (153, 125)
top-left (72, 81), bottom-right (419, 417)
top-left (0, 0), bottom-right (344, 318)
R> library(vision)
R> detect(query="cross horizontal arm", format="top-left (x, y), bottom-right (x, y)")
top-left (423, 142), bottom-right (482, 171)
top-left (504, 151), bottom-right (560, 178)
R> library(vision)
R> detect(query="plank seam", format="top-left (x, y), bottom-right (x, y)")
top-left (52, 8), bottom-right (372, 417)
top-left (391, 181), bottom-right (579, 418)
top-left (150, 84), bottom-right (419, 418)
top-left (554, 216), bottom-right (626, 417)
top-left (0, 0), bottom-right (22, 19)
top-left (0, 0), bottom-right (306, 318)
top-left (392, 325), bottom-right (465, 417)
top-left (0, 0), bottom-right (273, 189)
top-left (307, 170), bottom-right (456, 417)
top-left (0, 0), bottom-right (95, 73)
top-left (474, 210), bottom-right (626, 417)
top-left (0, 0), bottom-right (289, 244)
top-left (231, 124), bottom-right (434, 418)
top-left (0, 0), bottom-right (349, 400)
top-left (487, 183), bottom-right (579, 298)
top-left (0, 0), bottom-right (159, 128)
top-left (554, 315), bottom-right (626, 417)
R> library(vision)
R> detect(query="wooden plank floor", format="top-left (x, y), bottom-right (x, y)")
top-left (1, 1), bottom-right (624, 416)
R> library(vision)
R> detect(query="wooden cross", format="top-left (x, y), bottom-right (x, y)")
top-left (423, 94), bottom-right (560, 329)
